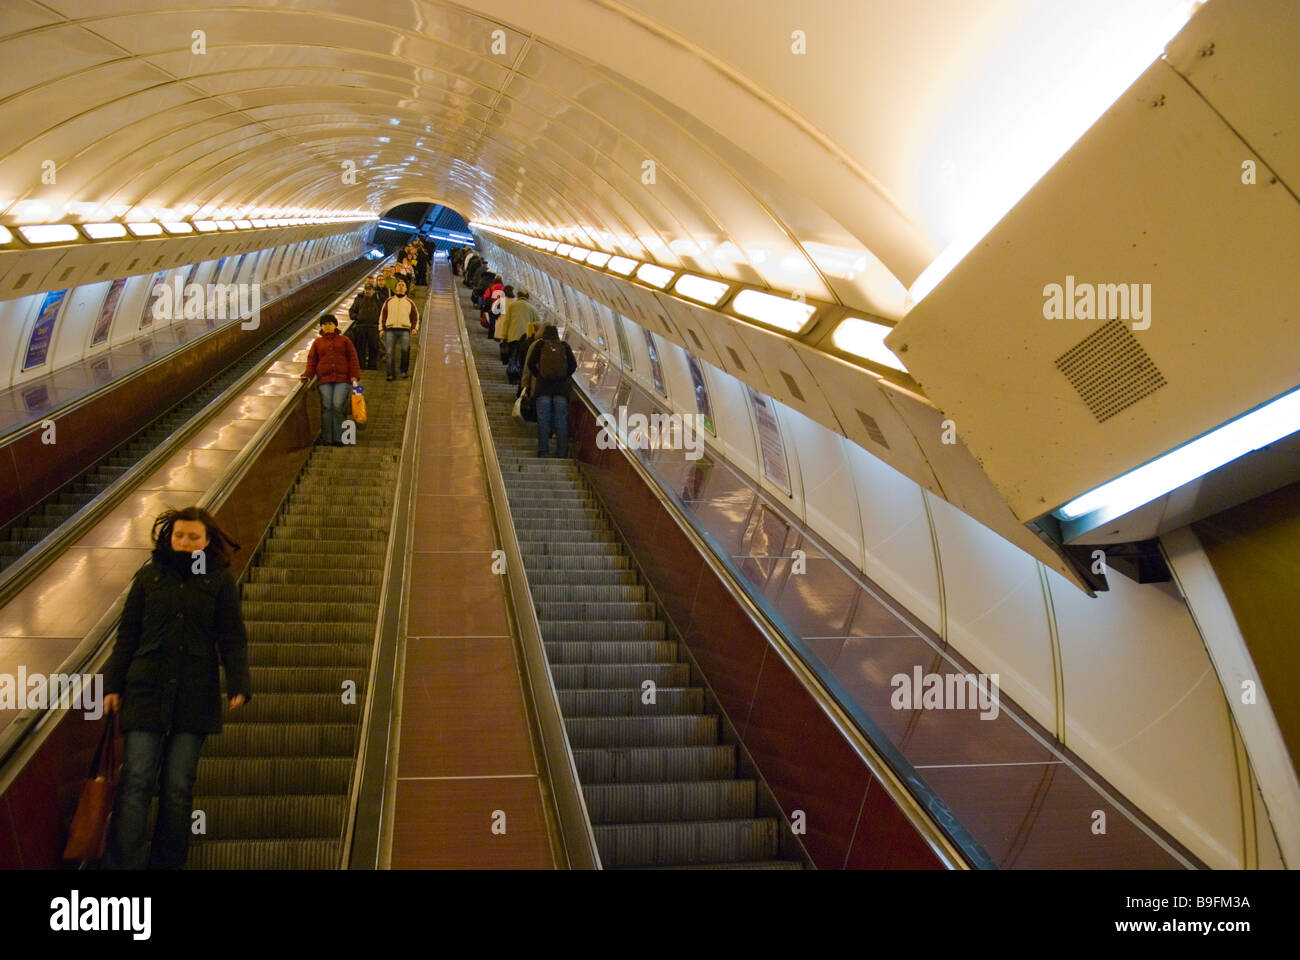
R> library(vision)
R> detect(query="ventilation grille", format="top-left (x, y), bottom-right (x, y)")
top-left (1055, 320), bottom-right (1166, 423)
top-left (59, 266), bottom-right (75, 281)
top-left (687, 328), bottom-right (703, 349)
top-left (96, 262), bottom-right (111, 275)
top-left (779, 370), bottom-right (805, 402)
top-left (856, 410), bottom-right (890, 448)
top-left (13, 272), bottom-right (31, 290)
top-left (725, 346), bottom-right (746, 372)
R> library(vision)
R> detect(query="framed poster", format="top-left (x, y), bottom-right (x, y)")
top-left (140, 270), bottom-right (169, 329)
top-left (23, 289), bottom-right (67, 371)
top-left (642, 328), bottom-right (665, 395)
top-left (685, 351), bottom-right (716, 435)
top-left (90, 277), bottom-right (127, 346)
top-left (746, 385), bottom-right (791, 495)
top-left (613, 311), bottom-right (633, 370)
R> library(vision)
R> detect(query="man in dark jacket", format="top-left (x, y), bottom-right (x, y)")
top-left (348, 282), bottom-right (383, 370)
top-left (102, 506), bottom-right (251, 869)
top-left (525, 323), bottom-right (578, 457)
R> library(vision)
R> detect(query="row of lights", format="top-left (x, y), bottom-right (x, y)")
top-left (0, 215), bottom-right (378, 248)
top-left (472, 222), bottom-right (907, 375)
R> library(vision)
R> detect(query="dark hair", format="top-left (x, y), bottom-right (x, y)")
top-left (319, 314), bottom-right (337, 327)
top-left (151, 506), bottom-right (240, 564)
top-left (540, 324), bottom-right (559, 340)
top-left (503, 285), bottom-right (515, 297)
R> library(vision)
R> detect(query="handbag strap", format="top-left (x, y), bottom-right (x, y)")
top-left (89, 713), bottom-right (118, 779)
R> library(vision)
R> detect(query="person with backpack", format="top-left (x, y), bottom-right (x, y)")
top-left (102, 506), bottom-right (251, 869)
top-left (348, 281), bottom-right (383, 370)
top-left (301, 314), bottom-right (361, 445)
top-left (490, 284), bottom-right (514, 342)
top-left (526, 323), bottom-right (578, 457)
top-left (480, 275), bottom-right (503, 328)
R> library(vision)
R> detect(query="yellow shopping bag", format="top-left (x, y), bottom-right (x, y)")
top-left (351, 389), bottom-right (368, 428)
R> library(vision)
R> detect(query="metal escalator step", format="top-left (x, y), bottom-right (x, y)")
top-left (564, 714), bottom-right (718, 748)
top-left (558, 687), bottom-right (704, 716)
top-left (240, 601), bottom-right (378, 622)
top-left (243, 583), bottom-right (379, 603)
top-left (261, 538), bottom-right (387, 556)
top-left (184, 794), bottom-right (347, 839)
top-left (514, 527), bottom-right (612, 543)
top-left (203, 723), bottom-right (359, 757)
top-left (582, 780), bottom-right (756, 824)
top-left (247, 567), bottom-right (382, 586)
top-left (531, 584), bottom-right (646, 602)
top-left (528, 569), bottom-right (639, 587)
top-left (593, 818), bottom-right (779, 867)
top-left (517, 540), bottom-right (624, 556)
top-left (247, 641), bottom-right (372, 668)
top-left (270, 525), bottom-right (388, 543)
top-left (258, 551), bottom-right (385, 570)
top-left (195, 757), bottom-right (354, 795)
top-left (536, 601), bottom-right (658, 621)
top-left (247, 665), bottom-right (368, 693)
top-left (225, 692), bottom-right (363, 723)
top-left (244, 622), bottom-right (373, 642)
top-left (544, 640), bottom-right (678, 664)
top-left (523, 554), bottom-right (631, 571)
top-left (185, 838), bottom-right (340, 870)
top-left (550, 662), bottom-right (689, 688)
top-left (542, 620), bottom-right (665, 642)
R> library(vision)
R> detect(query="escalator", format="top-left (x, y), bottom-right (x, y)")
top-left (461, 286), bottom-right (802, 869)
top-left (0, 274), bottom-right (372, 576)
top-left (183, 305), bottom-right (418, 868)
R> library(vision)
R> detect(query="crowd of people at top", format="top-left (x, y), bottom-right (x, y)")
top-left (451, 245), bottom-right (577, 458)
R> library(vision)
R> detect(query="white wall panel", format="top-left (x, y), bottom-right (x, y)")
top-left (782, 403), bottom-right (864, 562)
top-left (925, 494), bottom-right (1058, 732)
top-left (1047, 565), bottom-right (1243, 869)
top-left (49, 282), bottom-right (107, 370)
top-left (702, 360), bottom-right (760, 480)
top-left (844, 439), bottom-right (943, 636)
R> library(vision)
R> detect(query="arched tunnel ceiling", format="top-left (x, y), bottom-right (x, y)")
top-left (1, 0), bottom-right (1199, 318)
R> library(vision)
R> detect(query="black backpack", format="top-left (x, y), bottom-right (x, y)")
top-left (538, 341), bottom-right (568, 380)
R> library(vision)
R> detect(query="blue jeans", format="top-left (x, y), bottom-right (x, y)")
top-left (536, 393), bottom-right (569, 457)
top-left (318, 382), bottom-right (350, 443)
top-left (384, 328), bottom-right (411, 378)
top-left (105, 730), bottom-right (207, 869)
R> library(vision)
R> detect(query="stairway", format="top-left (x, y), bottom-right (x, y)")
top-left (183, 294), bottom-right (418, 869)
top-left (459, 283), bottom-right (801, 869)
top-left (0, 347), bottom-right (282, 575)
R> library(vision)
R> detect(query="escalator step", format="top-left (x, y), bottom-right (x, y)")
top-left (582, 780), bottom-right (756, 824)
top-left (594, 818), bottom-right (779, 867)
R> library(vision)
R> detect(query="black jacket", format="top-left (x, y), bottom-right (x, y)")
top-left (349, 293), bottom-right (382, 325)
top-left (103, 552), bottom-right (253, 734)
top-left (527, 338), bottom-right (578, 398)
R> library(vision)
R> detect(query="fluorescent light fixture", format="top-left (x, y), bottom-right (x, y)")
top-left (674, 273), bottom-right (729, 306)
top-left (126, 221), bottom-right (163, 237)
top-left (234, 219), bottom-right (253, 229)
top-left (82, 222), bottom-right (128, 240)
top-left (193, 220), bottom-right (219, 232)
top-left (0, 226), bottom-right (13, 244)
top-left (251, 219), bottom-right (268, 228)
top-left (215, 220), bottom-right (236, 231)
top-left (607, 256), bottom-right (637, 276)
top-left (635, 263), bottom-right (675, 289)
top-left (832, 317), bottom-right (908, 372)
top-left (18, 223), bottom-right (79, 244)
top-left (555, 243), bottom-right (572, 257)
top-left (1055, 386), bottom-right (1300, 522)
top-left (586, 251), bottom-right (611, 268)
top-left (731, 289), bottom-right (816, 333)
top-left (161, 221), bottom-right (193, 234)
top-left (569, 247), bottom-right (591, 262)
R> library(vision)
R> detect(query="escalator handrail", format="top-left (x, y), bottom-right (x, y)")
top-left (0, 273), bottom-right (377, 790)
top-left (448, 272), bottom-right (602, 870)
top-left (565, 362), bottom-right (990, 870)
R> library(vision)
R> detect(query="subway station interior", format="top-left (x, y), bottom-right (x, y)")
top-left (0, 0), bottom-right (1295, 881)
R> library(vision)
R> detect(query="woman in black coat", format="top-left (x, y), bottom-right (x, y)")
top-left (102, 506), bottom-right (252, 869)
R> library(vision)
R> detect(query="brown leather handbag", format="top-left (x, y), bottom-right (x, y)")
top-left (63, 714), bottom-right (120, 861)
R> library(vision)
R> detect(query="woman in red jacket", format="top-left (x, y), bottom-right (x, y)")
top-left (301, 314), bottom-right (361, 446)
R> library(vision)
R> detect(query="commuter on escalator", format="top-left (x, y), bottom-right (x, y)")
top-left (348, 281), bottom-right (383, 370)
top-left (102, 506), bottom-right (252, 870)
top-left (395, 256), bottom-right (416, 290)
top-left (502, 290), bottom-right (538, 385)
top-left (371, 274), bottom-right (389, 304)
top-left (526, 323), bottom-right (578, 458)
top-left (379, 280), bottom-right (420, 381)
top-left (489, 283), bottom-right (514, 343)
top-left (301, 314), bottom-right (361, 446)
top-left (480, 274), bottom-right (503, 328)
